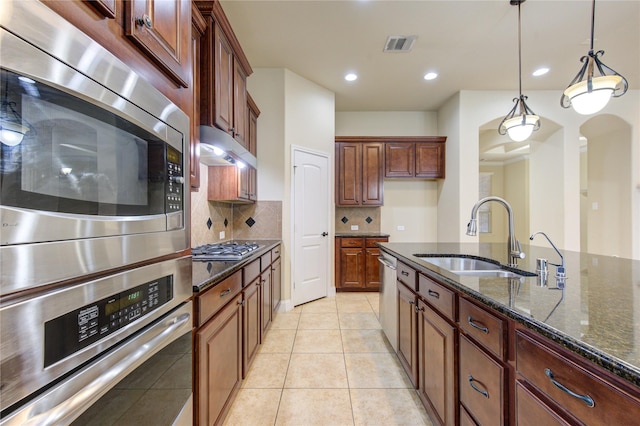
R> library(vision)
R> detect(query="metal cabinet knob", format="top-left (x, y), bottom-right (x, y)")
top-left (135, 15), bottom-right (152, 29)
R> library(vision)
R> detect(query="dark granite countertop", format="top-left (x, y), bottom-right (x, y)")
top-left (192, 240), bottom-right (281, 293)
top-left (379, 242), bottom-right (640, 388)
top-left (335, 232), bottom-right (390, 238)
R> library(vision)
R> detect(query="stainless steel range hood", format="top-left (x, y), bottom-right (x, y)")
top-left (199, 125), bottom-right (257, 169)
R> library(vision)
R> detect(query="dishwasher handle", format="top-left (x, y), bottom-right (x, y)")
top-left (378, 257), bottom-right (397, 270)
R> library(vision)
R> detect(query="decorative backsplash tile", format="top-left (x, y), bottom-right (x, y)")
top-left (335, 207), bottom-right (381, 233)
top-left (191, 165), bottom-right (282, 245)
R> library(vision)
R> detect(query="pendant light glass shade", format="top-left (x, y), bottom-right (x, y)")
top-left (561, 0), bottom-right (628, 115)
top-left (503, 114), bottom-right (540, 142)
top-left (498, 1), bottom-right (540, 142)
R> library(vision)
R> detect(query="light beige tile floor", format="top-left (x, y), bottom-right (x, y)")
top-left (224, 292), bottom-right (433, 426)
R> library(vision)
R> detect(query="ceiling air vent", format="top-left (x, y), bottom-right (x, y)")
top-left (383, 35), bottom-right (417, 52)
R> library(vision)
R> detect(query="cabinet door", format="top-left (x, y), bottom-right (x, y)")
top-left (336, 143), bottom-right (361, 205)
top-left (385, 142), bottom-right (414, 178)
top-left (418, 300), bottom-right (457, 426)
top-left (232, 58), bottom-right (248, 147)
top-left (459, 335), bottom-right (506, 426)
top-left (398, 282), bottom-right (418, 387)
top-left (415, 143), bottom-right (445, 178)
top-left (190, 6), bottom-right (206, 190)
top-left (126, 0), bottom-right (190, 87)
top-left (260, 267), bottom-right (272, 337)
top-left (361, 143), bottom-right (384, 205)
top-left (272, 256), bottom-right (282, 314)
top-left (248, 97), bottom-right (259, 156)
top-left (242, 278), bottom-right (261, 378)
top-left (213, 24), bottom-right (234, 135)
top-left (338, 247), bottom-right (365, 289)
top-left (196, 293), bottom-right (242, 426)
top-left (364, 247), bottom-right (381, 290)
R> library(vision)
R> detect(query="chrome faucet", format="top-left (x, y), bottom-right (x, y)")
top-left (466, 196), bottom-right (525, 267)
top-left (530, 231), bottom-right (566, 285)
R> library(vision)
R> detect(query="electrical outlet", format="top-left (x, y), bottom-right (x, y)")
top-left (219, 231), bottom-right (225, 240)
top-left (350, 225), bottom-right (359, 231)
top-left (397, 225), bottom-right (405, 231)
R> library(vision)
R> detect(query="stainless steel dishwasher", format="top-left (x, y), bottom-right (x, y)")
top-left (378, 252), bottom-right (398, 352)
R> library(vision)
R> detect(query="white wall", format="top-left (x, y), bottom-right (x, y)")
top-left (335, 111), bottom-right (440, 242)
top-left (438, 89), bottom-right (639, 260)
top-left (247, 68), bottom-right (335, 306)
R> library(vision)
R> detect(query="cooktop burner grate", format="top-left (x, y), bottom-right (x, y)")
top-left (192, 242), bottom-right (262, 261)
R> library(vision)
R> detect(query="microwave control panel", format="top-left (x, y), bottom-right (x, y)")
top-left (44, 275), bottom-right (173, 367)
top-left (166, 145), bottom-right (183, 212)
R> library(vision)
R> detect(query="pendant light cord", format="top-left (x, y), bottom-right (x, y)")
top-left (589, 0), bottom-right (596, 52)
top-left (517, 1), bottom-right (523, 98)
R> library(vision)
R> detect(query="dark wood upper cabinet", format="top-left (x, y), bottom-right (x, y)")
top-left (125, 0), bottom-right (191, 87)
top-left (85, 0), bottom-right (116, 18)
top-left (197, 1), bottom-right (253, 148)
top-left (190, 4), bottom-right (206, 191)
top-left (335, 139), bottom-right (383, 206)
top-left (384, 137), bottom-right (447, 179)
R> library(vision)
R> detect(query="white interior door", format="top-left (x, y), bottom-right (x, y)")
top-left (292, 148), bottom-right (330, 306)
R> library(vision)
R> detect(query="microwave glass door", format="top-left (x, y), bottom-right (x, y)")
top-left (1, 69), bottom-right (168, 217)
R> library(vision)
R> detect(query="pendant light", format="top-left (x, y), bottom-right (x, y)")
top-left (498, 0), bottom-right (540, 143)
top-left (561, 0), bottom-right (628, 115)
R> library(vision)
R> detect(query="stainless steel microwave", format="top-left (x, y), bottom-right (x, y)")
top-left (0, 2), bottom-right (190, 295)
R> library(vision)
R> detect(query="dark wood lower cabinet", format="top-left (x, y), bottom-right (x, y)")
top-left (272, 256), bottom-right (281, 313)
top-left (196, 293), bottom-right (242, 426)
top-left (397, 281), bottom-right (418, 387)
top-left (515, 381), bottom-right (569, 426)
top-left (459, 334), bottom-right (506, 426)
top-left (418, 299), bottom-right (457, 426)
top-left (242, 278), bottom-right (260, 378)
top-left (335, 236), bottom-right (388, 291)
top-left (260, 266), bottom-right (272, 338)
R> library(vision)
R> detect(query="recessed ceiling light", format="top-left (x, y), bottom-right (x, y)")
top-left (345, 73), bottom-right (358, 82)
top-left (532, 67), bottom-right (549, 77)
top-left (423, 72), bottom-right (438, 81)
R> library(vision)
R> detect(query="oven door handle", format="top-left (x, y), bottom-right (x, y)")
top-left (1, 302), bottom-right (192, 426)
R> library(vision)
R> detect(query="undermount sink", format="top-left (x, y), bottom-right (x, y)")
top-left (414, 255), bottom-right (533, 278)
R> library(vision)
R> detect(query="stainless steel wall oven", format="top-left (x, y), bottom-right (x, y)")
top-left (1, 2), bottom-right (192, 425)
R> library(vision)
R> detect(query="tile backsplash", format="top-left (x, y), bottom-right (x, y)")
top-left (191, 163), bottom-right (282, 247)
top-left (335, 207), bottom-right (381, 233)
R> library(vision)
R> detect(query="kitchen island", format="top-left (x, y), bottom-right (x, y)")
top-left (379, 242), bottom-right (640, 425)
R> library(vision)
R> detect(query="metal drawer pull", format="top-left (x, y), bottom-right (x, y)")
top-left (544, 368), bottom-right (595, 408)
top-left (467, 316), bottom-right (489, 334)
top-left (468, 375), bottom-right (489, 398)
top-left (428, 289), bottom-right (440, 299)
top-left (220, 288), bottom-right (231, 297)
top-left (401, 271), bottom-right (410, 276)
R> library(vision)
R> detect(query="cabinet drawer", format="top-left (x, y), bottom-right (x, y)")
top-left (516, 381), bottom-right (569, 426)
top-left (365, 237), bottom-right (388, 248)
top-left (243, 258), bottom-right (261, 284)
top-left (516, 330), bottom-right (640, 425)
top-left (460, 404), bottom-right (478, 426)
top-left (418, 273), bottom-right (456, 321)
top-left (459, 335), bottom-right (506, 426)
top-left (260, 251), bottom-right (271, 272)
top-left (397, 261), bottom-right (417, 290)
top-left (459, 297), bottom-right (505, 360)
top-left (340, 237), bottom-right (364, 248)
top-left (197, 270), bottom-right (242, 327)
top-left (272, 245), bottom-right (281, 260)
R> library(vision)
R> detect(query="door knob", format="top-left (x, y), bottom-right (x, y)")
top-left (321, 232), bottom-right (328, 237)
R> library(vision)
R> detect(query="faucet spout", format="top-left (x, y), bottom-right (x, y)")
top-left (530, 231), bottom-right (565, 279)
top-left (466, 196), bottom-right (525, 267)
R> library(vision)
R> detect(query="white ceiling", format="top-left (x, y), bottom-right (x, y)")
top-left (219, 0), bottom-right (638, 113)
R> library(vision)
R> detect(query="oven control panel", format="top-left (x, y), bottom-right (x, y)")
top-left (166, 145), bottom-right (183, 212)
top-left (44, 275), bottom-right (173, 367)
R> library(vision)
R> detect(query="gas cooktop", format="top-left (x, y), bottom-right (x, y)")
top-left (192, 242), bottom-right (262, 261)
